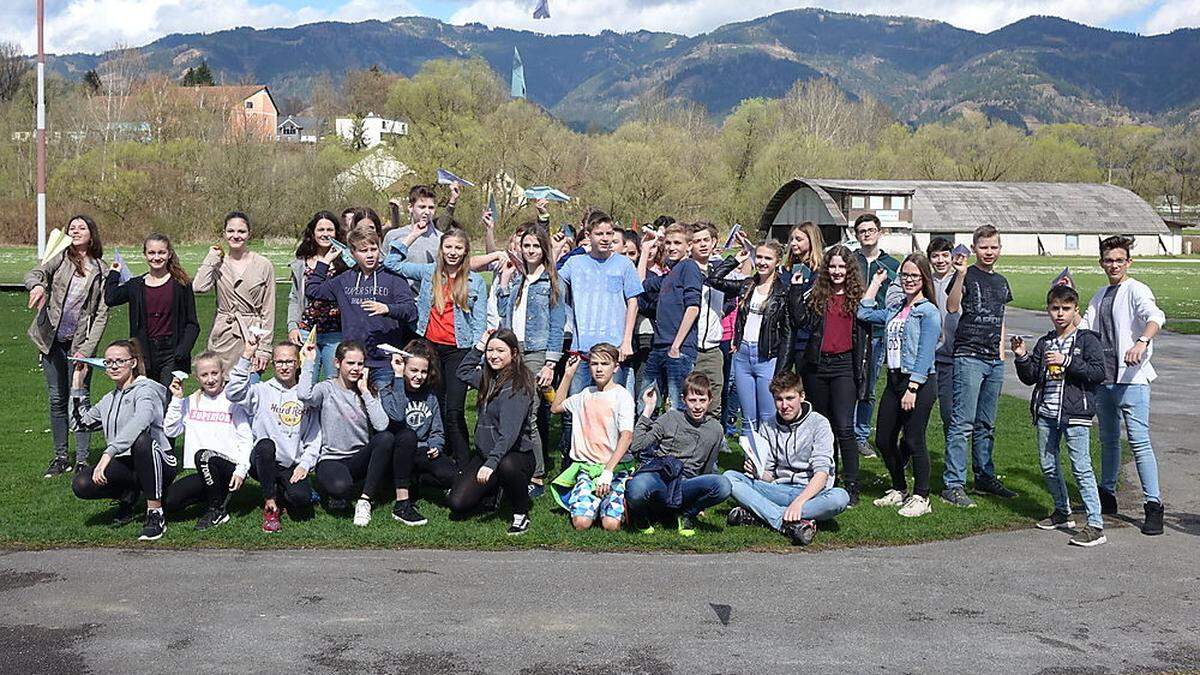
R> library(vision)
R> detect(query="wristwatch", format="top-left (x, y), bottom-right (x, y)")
top-left (907, 383), bottom-right (920, 393)
top-left (1137, 336), bottom-right (1151, 345)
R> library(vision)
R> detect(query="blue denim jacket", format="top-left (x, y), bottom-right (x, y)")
top-left (857, 298), bottom-right (940, 383)
top-left (496, 269), bottom-right (566, 362)
top-left (382, 243), bottom-right (487, 348)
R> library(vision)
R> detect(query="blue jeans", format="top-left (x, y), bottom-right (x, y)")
top-left (943, 355), bottom-right (1004, 489)
top-left (298, 329), bottom-right (341, 386)
top-left (1036, 417), bottom-right (1103, 528)
top-left (724, 471), bottom-right (849, 530)
top-left (855, 334), bottom-right (885, 444)
top-left (625, 472), bottom-right (732, 519)
top-left (733, 342), bottom-right (777, 457)
top-left (1095, 383), bottom-right (1160, 503)
top-left (642, 348), bottom-right (696, 412)
top-left (935, 359), bottom-right (955, 445)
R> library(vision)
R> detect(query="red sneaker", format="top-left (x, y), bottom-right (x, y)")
top-left (262, 507), bottom-right (282, 533)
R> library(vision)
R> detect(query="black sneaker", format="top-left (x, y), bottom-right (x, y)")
top-left (112, 489), bottom-right (141, 527)
top-left (527, 483), bottom-right (546, 499)
top-left (43, 456), bottom-right (71, 479)
top-left (138, 510), bottom-right (166, 541)
top-left (1036, 510), bottom-right (1076, 530)
top-left (392, 501), bottom-right (428, 526)
top-left (195, 506), bottom-right (230, 531)
top-left (1069, 525), bottom-right (1107, 548)
top-left (940, 486), bottom-right (976, 508)
top-left (1141, 501), bottom-right (1164, 536)
top-left (972, 476), bottom-right (1017, 499)
top-left (1098, 488), bottom-right (1117, 515)
top-left (782, 519), bottom-right (817, 546)
top-left (327, 497), bottom-right (348, 511)
top-left (846, 481), bottom-right (860, 508)
top-left (506, 513), bottom-right (530, 536)
top-left (74, 461), bottom-right (89, 475)
top-left (726, 506), bottom-right (761, 527)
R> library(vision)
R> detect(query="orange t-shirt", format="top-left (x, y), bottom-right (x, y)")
top-left (426, 294), bottom-right (457, 346)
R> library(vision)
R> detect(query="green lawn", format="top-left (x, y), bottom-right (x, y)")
top-left (1, 286), bottom-right (1083, 552)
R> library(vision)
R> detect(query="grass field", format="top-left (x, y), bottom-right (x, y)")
top-left (1, 284), bottom-right (1084, 553)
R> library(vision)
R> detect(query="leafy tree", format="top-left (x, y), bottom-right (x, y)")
top-left (181, 61), bottom-right (214, 87)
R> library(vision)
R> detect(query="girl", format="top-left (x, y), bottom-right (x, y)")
top-left (288, 211), bottom-right (345, 383)
top-left (791, 245), bottom-right (872, 506)
top-left (858, 254), bottom-right (941, 517)
top-left (361, 339), bottom-right (453, 527)
top-left (787, 221), bottom-right (824, 364)
top-left (105, 233), bottom-right (200, 386)
top-left (194, 211), bottom-right (276, 371)
top-left (383, 223), bottom-right (487, 468)
top-left (70, 340), bottom-right (176, 541)
top-left (297, 340), bottom-right (392, 524)
top-left (447, 329), bottom-right (539, 535)
top-left (707, 238), bottom-right (793, 449)
top-left (26, 214), bottom-right (109, 478)
top-left (161, 352), bottom-right (254, 531)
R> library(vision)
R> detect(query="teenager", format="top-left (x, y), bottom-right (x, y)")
top-left (1078, 235), bottom-right (1166, 535)
top-left (851, 214), bottom-right (900, 458)
top-left (925, 237), bottom-right (958, 443)
top-left (288, 211), bottom-right (346, 384)
top-left (162, 352), bottom-right (254, 531)
top-left (858, 254), bottom-right (941, 517)
top-left (787, 221), bottom-right (824, 368)
top-left (549, 344), bottom-right (637, 532)
top-left (688, 223), bottom-right (729, 421)
top-left (624, 229), bottom-right (657, 415)
top-left (384, 224), bottom-right (487, 467)
top-left (26, 215), bottom-right (109, 478)
top-left (226, 334), bottom-right (321, 532)
top-left (638, 223), bottom-right (704, 412)
top-left (363, 340), bottom-right (454, 526)
top-left (942, 225), bottom-right (1015, 507)
top-left (382, 183), bottom-right (459, 272)
top-left (70, 340), bottom-right (176, 541)
top-left (790, 245), bottom-right (871, 505)
top-left (297, 340), bottom-right (393, 520)
top-left (1014, 285), bottom-right (1107, 547)
top-left (724, 372), bottom-right (850, 546)
top-left (626, 373), bottom-right (730, 535)
top-left (306, 224), bottom-right (417, 389)
top-left (448, 329), bottom-right (540, 535)
top-left (193, 211), bottom-right (276, 371)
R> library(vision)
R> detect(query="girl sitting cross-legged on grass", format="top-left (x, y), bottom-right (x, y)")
top-left (160, 351), bottom-right (254, 532)
top-left (70, 339), bottom-right (177, 542)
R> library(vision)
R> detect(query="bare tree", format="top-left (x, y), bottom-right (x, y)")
top-left (0, 41), bottom-right (29, 102)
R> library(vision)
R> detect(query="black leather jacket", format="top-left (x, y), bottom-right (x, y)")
top-left (706, 257), bottom-right (792, 373)
top-left (788, 280), bottom-right (873, 399)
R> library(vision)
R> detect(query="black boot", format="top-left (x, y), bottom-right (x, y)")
top-left (1141, 500), bottom-right (1164, 536)
top-left (846, 481), bottom-right (860, 507)
top-left (1098, 488), bottom-right (1117, 515)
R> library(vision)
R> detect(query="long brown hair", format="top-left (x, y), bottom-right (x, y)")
top-left (478, 329), bottom-right (535, 404)
top-left (902, 252), bottom-right (937, 305)
top-left (807, 244), bottom-right (865, 317)
top-left (144, 233), bottom-right (191, 286)
top-left (515, 223), bottom-right (559, 307)
top-left (66, 215), bottom-right (104, 274)
top-left (788, 222), bottom-right (824, 272)
top-left (433, 228), bottom-right (471, 311)
top-left (106, 339), bottom-right (147, 379)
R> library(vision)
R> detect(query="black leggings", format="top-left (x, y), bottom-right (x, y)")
top-left (433, 344), bottom-right (470, 467)
top-left (249, 439), bottom-right (315, 518)
top-left (803, 352), bottom-right (860, 486)
top-left (874, 370), bottom-right (936, 497)
top-left (163, 450), bottom-right (239, 513)
top-left (364, 425), bottom-right (459, 499)
top-left (73, 430), bottom-right (177, 502)
top-left (447, 452), bottom-right (535, 517)
top-left (315, 432), bottom-right (394, 500)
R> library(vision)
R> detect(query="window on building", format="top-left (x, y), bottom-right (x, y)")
top-left (283, 126), bottom-right (296, 135)
top-left (1065, 234), bottom-right (1079, 251)
top-left (891, 196), bottom-right (907, 210)
top-left (851, 196), bottom-right (866, 209)
top-left (245, 101), bottom-right (253, 109)
top-left (869, 196), bottom-right (885, 210)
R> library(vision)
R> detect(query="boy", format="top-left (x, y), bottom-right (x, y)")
top-left (690, 222), bottom-right (728, 420)
top-left (926, 236), bottom-right (959, 442)
top-left (549, 343), bottom-right (636, 532)
top-left (1078, 235), bottom-right (1165, 535)
top-left (723, 372), bottom-right (850, 546)
top-left (305, 224), bottom-right (417, 388)
top-left (942, 225), bottom-right (1015, 507)
top-left (226, 334), bottom-right (322, 532)
top-left (1014, 285), bottom-right (1107, 546)
top-left (639, 222), bottom-right (704, 411)
top-left (626, 373), bottom-right (730, 536)
top-left (382, 183), bottom-right (459, 269)
top-left (852, 214), bottom-right (900, 458)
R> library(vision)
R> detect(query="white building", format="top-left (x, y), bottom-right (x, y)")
top-left (334, 113), bottom-right (408, 149)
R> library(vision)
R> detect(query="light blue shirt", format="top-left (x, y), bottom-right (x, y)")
top-left (559, 253), bottom-right (642, 352)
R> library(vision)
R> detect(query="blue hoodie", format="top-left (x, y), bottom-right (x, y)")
top-left (644, 258), bottom-right (704, 354)
top-left (304, 263), bottom-right (417, 369)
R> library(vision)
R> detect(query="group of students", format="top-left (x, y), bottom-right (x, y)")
top-left (25, 185), bottom-right (1168, 546)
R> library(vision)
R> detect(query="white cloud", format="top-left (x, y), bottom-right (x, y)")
top-left (1142, 0), bottom-right (1200, 34)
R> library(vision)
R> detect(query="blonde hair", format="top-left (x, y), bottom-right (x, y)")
top-left (788, 222), bottom-right (824, 272)
top-left (433, 228), bottom-right (471, 311)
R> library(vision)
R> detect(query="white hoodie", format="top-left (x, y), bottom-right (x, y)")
top-left (165, 389), bottom-right (253, 477)
top-left (225, 356), bottom-right (322, 470)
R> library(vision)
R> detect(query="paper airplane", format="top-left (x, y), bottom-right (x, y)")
top-left (171, 370), bottom-right (189, 381)
top-left (723, 224), bottom-right (742, 250)
top-left (377, 343), bottom-right (415, 359)
top-left (247, 325), bottom-right (272, 339)
top-left (1052, 267), bottom-right (1074, 288)
top-left (523, 186), bottom-right (571, 202)
top-left (951, 243), bottom-right (971, 258)
top-left (329, 239), bottom-right (357, 268)
top-left (560, 223), bottom-right (575, 241)
top-left (435, 169), bottom-right (475, 187)
top-left (112, 249), bottom-right (132, 283)
top-left (67, 356), bottom-right (108, 369)
top-left (40, 228), bottom-right (71, 264)
top-left (533, 0), bottom-right (550, 19)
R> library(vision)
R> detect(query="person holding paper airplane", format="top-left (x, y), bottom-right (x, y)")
top-left (289, 211), bottom-right (347, 385)
top-left (25, 214), bottom-right (110, 479)
top-left (382, 184), bottom-right (460, 282)
top-left (193, 212), bottom-right (276, 371)
top-left (104, 233), bottom-right (200, 387)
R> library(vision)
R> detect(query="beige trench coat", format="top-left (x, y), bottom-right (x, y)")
top-left (193, 248), bottom-right (276, 369)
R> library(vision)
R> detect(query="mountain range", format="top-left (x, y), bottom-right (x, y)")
top-left (45, 8), bottom-right (1200, 131)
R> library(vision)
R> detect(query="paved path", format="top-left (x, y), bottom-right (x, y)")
top-left (2, 310), bottom-right (1196, 674)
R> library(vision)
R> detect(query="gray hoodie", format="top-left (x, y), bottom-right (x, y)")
top-left (297, 360), bottom-right (389, 461)
top-left (755, 402), bottom-right (836, 487)
top-left (226, 356), bottom-right (322, 470)
top-left (71, 376), bottom-right (174, 465)
top-left (631, 410), bottom-right (725, 479)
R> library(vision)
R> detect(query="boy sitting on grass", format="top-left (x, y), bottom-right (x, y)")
top-left (1013, 285), bottom-right (1108, 548)
top-left (626, 373), bottom-right (731, 536)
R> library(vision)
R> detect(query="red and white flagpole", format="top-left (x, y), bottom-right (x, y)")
top-left (36, 0), bottom-right (47, 257)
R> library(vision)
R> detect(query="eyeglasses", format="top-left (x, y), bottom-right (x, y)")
top-left (900, 273), bottom-right (923, 280)
top-left (856, 227), bottom-right (879, 235)
top-left (273, 359), bottom-right (297, 366)
top-left (1101, 258), bottom-right (1129, 266)
top-left (103, 357), bottom-right (134, 369)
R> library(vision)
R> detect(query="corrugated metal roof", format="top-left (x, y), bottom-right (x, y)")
top-left (760, 178), bottom-right (1168, 235)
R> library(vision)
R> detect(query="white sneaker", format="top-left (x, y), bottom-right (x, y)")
top-left (353, 498), bottom-right (372, 527)
top-left (898, 494), bottom-right (932, 518)
top-left (873, 489), bottom-right (906, 507)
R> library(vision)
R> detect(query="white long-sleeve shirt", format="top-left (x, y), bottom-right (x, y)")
top-left (165, 389), bottom-right (254, 477)
top-left (1079, 277), bottom-right (1166, 385)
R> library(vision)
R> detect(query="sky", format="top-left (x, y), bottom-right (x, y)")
top-left (1, 0), bottom-right (1197, 55)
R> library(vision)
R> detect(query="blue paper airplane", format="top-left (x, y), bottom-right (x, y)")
top-left (533, 0), bottom-right (550, 19)
top-left (112, 249), bottom-right (132, 283)
top-left (524, 186), bottom-right (571, 202)
top-left (951, 244), bottom-right (971, 258)
top-left (68, 356), bottom-right (108, 369)
top-left (723, 224), bottom-right (742, 250)
top-left (329, 239), bottom-right (358, 268)
top-left (436, 168), bottom-right (475, 187)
